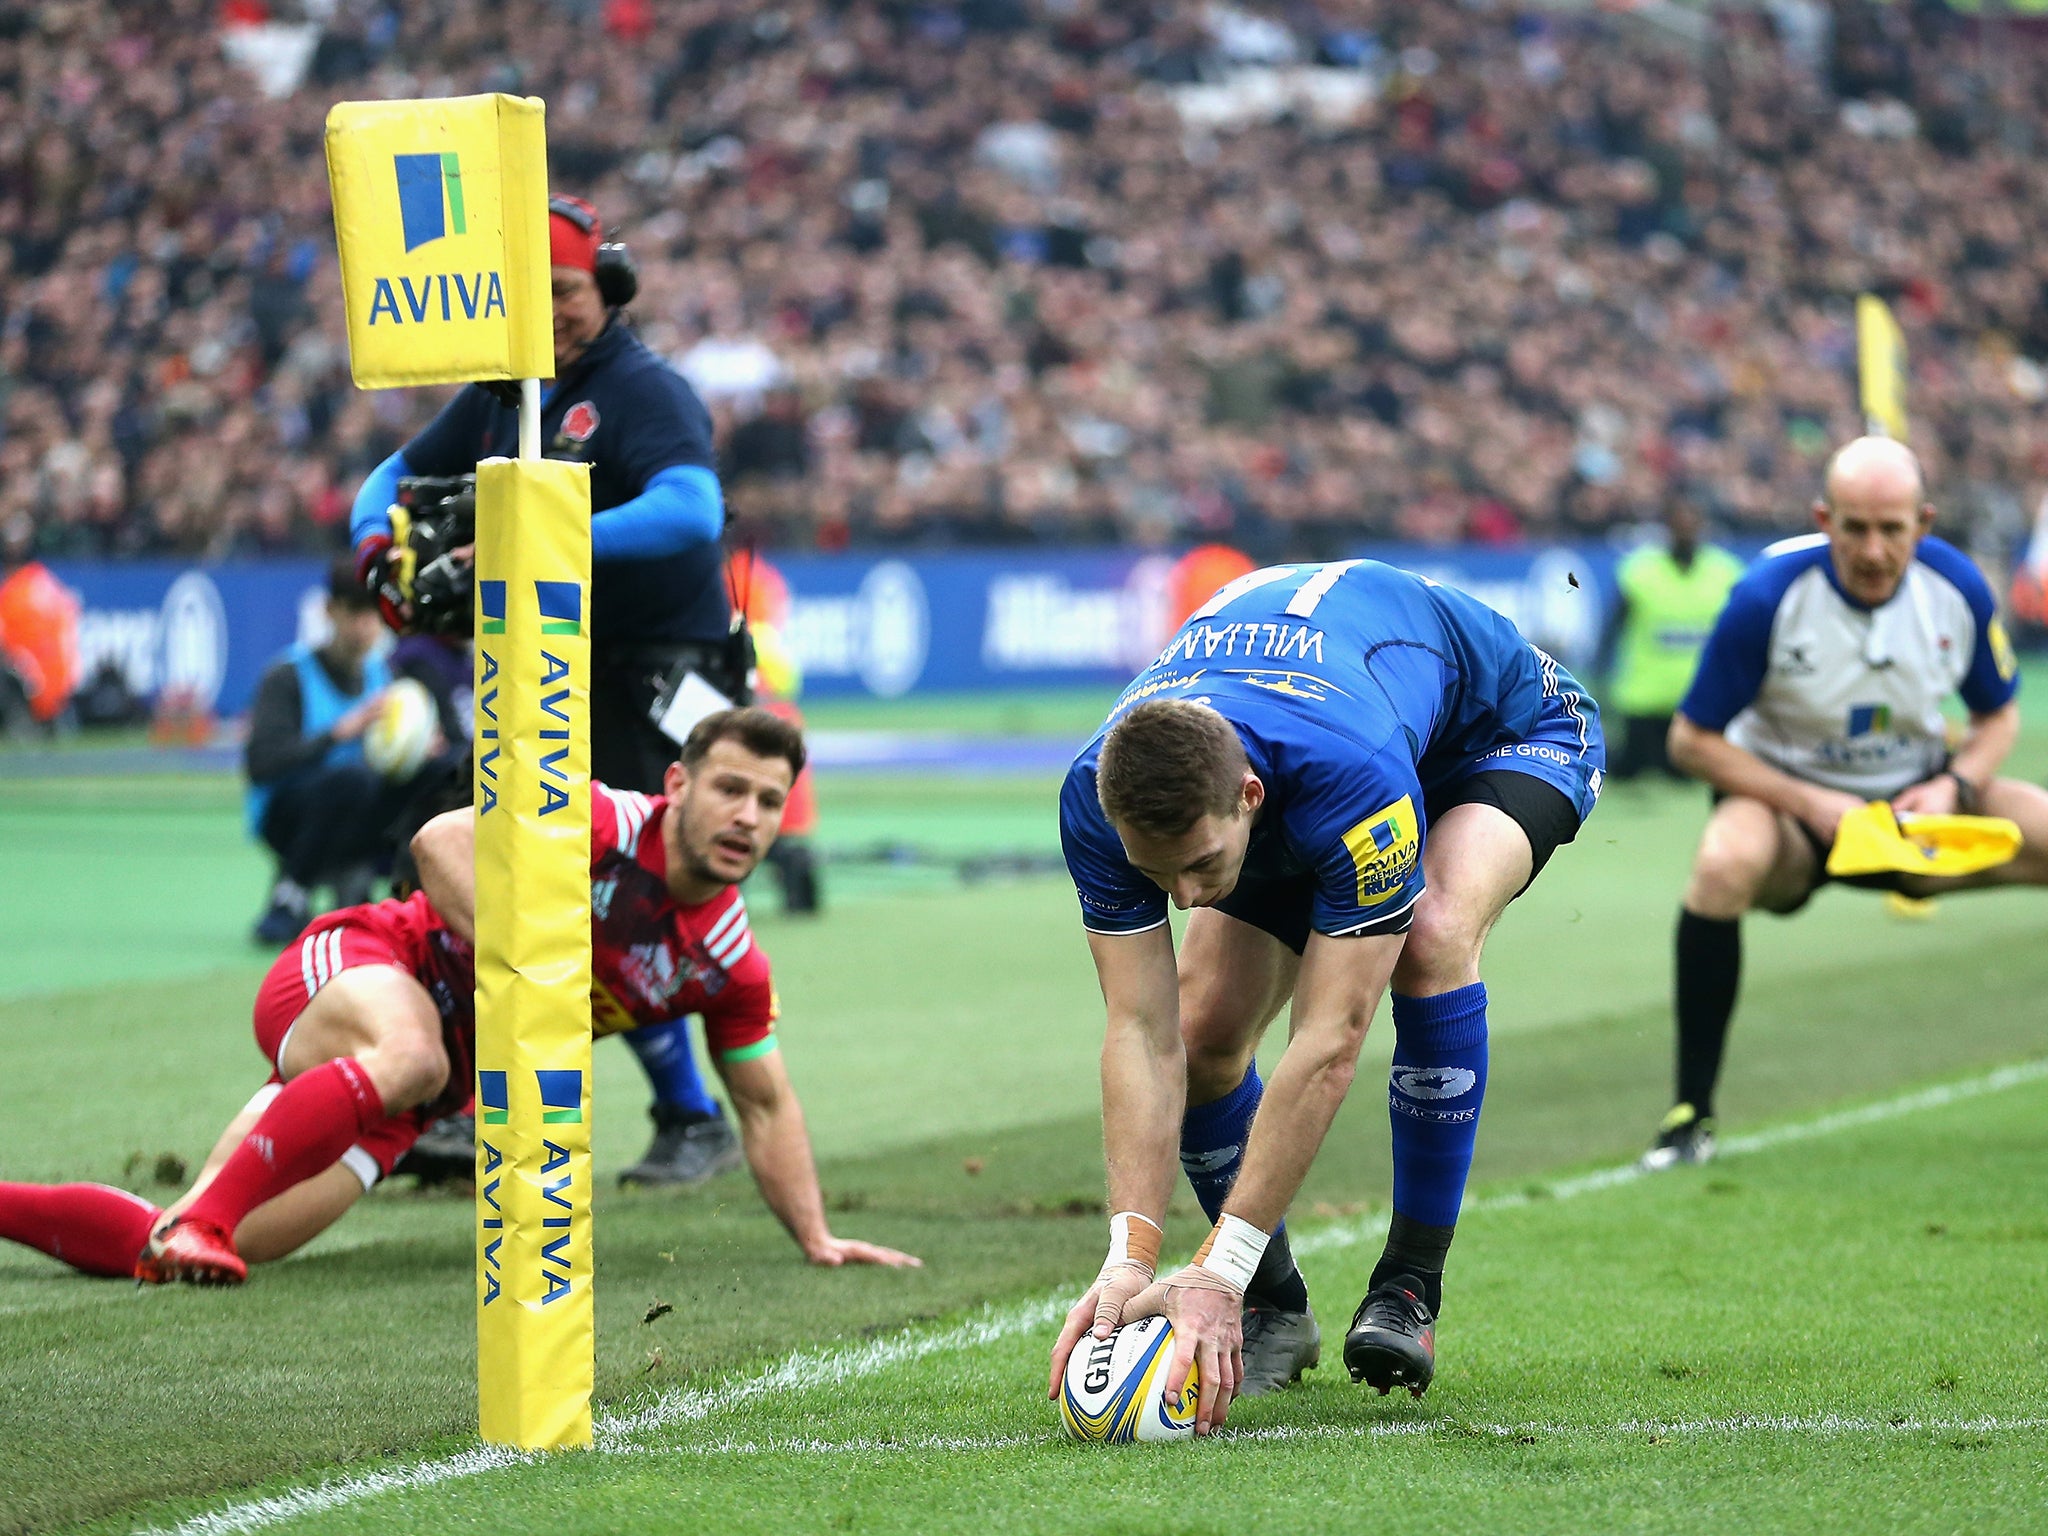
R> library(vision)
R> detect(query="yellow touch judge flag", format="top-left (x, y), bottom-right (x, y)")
top-left (325, 93), bottom-right (552, 388)
top-left (1856, 293), bottom-right (1910, 443)
top-left (1826, 801), bottom-right (2020, 880)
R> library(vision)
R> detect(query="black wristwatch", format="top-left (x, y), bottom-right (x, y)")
top-left (1944, 771), bottom-right (1981, 814)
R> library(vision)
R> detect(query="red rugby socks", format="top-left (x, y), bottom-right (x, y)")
top-left (0, 1181), bottom-right (163, 1278)
top-left (181, 1058), bottom-right (387, 1236)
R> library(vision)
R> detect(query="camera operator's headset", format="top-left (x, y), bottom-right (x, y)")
top-left (549, 196), bottom-right (638, 308)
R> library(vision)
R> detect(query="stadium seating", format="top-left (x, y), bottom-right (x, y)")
top-left (0, 0), bottom-right (2043, 561)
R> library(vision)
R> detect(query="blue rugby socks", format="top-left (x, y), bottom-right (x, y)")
top-left (1181, 1065), bottom-right (1310, 1313)
top-left (1376, 983), bottom-right (1490, 1315)
top-left (622, 1018), bottom-right (721, 1120)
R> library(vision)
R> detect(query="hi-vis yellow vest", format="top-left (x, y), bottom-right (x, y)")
top-left (1612, 543), bottom-right (1744, 715)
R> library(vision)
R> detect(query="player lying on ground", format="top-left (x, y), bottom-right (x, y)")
top-left (0, 708), bottom-right (918, 1284)
top-left (1048, 559), bottom-right (1604, 1434)
top-left (1644, 435), bottom-right (2048, 1168)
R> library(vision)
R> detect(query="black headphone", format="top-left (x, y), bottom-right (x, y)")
top-left (549, 195), bottom-right (639, 309)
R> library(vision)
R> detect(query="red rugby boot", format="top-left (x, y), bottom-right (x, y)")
top-left (135, 1218), bottom-right (247, 1286)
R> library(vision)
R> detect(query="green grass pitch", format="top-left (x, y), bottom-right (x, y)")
top-left (2, 687), bottom-right (2046, 1533)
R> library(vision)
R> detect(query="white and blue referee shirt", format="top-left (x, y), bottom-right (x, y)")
top-left (1677, 534), bottom-right (2019, 799)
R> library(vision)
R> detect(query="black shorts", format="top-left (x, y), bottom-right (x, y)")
top-left (1213, 771), bottom-right (1585, 956)
top-left (1706, 787), bottom-right (1913, 907)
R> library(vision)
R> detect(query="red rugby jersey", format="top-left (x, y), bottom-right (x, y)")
top-left (587, 782), bottom-right (778, 1060)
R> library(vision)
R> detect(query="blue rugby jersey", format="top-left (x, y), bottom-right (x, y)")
top-left (1060, 560), bottom-right (1598, 940)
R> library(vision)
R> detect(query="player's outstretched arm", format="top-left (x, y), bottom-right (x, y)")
top-left (1048, 927), bottom-right (1184, 1400)
top-left (717, 1048), bottom-right (921, 1268)
top-left (411, 808), bottom-right (478, 944)
top-left (1669, 714), bottom-right (1863, 838)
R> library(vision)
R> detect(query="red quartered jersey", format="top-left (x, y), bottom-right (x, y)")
top-left (587, 782), bottom-right (779, 1061)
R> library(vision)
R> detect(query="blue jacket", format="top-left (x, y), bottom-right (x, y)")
top-left (350, 322), bottom-right (730, 649)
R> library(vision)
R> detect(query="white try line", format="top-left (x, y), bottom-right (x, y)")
top-left (136, 1058), bottom-right (2048, 1536)
top-left (624, 1412), bottom-right (2048, 1460)
top-left (594, 1296), bottom-right (1070, 1442)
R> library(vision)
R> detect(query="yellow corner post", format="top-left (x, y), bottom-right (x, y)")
top-left (473, 457), bottom-right (594, 1449)
top-left (326, 92), bottom-right (597, 1450)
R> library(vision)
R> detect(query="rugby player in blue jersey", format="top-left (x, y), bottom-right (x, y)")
top-left (1046, 559), bottom-right (1605, 1434)
top-left (1644, 436), bottom-right (2048, 1169)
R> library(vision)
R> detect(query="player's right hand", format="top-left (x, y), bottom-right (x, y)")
top-left (1046, 1260), bottom-right (1153, 1400)
top-left (803, 1234), bottom-right (923, 1268)
top-left (1800, 785), bottom-right (1867, 842)
top-left (333, 691), bottom-right (387, 742)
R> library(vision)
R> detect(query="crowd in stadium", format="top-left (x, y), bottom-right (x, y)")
top-left (1, 0), bottom-right (2045, 564)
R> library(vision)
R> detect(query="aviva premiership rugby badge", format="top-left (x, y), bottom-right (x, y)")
top-left (1342, 794), bottom-right (1420, 908)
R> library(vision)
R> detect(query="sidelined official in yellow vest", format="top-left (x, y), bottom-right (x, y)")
top-left (1603, 499), bottom-right (1743, 779)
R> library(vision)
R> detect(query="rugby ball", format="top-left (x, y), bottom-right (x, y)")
top-left (1058, 1315), bottom-right (1199, 1444)
top-left (364, 678), bottom-right (440, 779)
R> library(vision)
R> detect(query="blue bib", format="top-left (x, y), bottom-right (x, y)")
top-left (246, 644), bottom-right (391, 834)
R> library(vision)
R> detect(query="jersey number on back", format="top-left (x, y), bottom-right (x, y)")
top-left (1188, 561), bottom-right (1366, 622)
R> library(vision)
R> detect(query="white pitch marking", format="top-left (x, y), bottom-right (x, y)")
top-left (627, 1413), bottom-right (2048, 1459)
top-left (137, 1447), bottom-right (535, 1536)
top-left (134, 1058), bottom-right (2048, 1535)
top-left (594, 1296), bottom-right (1068, 1442)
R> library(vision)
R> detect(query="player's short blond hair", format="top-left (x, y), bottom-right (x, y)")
top-left (1097, 700), bottom-right (1246, 837)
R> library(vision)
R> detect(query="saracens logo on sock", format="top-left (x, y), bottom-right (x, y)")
top-left (1180, 1145), bottom-right (1242, 1175)
top-left (1391, 1068), bottom-right (1478, 1101)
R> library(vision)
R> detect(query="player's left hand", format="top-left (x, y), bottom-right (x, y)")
top-left (1891, 775), bottom-right (1961, 817)
top-left (1124, 1264), bottom-right (1244, 1435)
top-left (803, 1235), bottom-right (922, 1268)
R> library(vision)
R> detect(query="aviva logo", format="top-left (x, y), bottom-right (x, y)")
top-left (1341, 793), bottom-right (1420, 908)
top-left (536, 581), bottom-right (582, 635)
top-left (395, 152), bottom-right (467, 250)
top-left (537, 1070), bottom-right (584, 1125)
top-left (372, 150), bottom-right (505, 327)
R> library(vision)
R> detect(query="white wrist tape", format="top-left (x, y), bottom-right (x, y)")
top-left (1105, 1210), bottom-right (1163, 1274)
top-left (1194, 1213), bottom-right (1269, 1295)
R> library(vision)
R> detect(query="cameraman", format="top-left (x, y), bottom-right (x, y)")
top-left (347, 196), bottom-right (744, 1188)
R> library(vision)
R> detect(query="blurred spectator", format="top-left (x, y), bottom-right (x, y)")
top-left (729, 548), bottom-right (820, 913)
top-left (0, 0), bottom-right (2045, 562)
top-left (1164, 542), bottom-right (1257, 630)
top-left (0, 510), bottom-right (80, 734)
top-left (243, 560), bottom-right (430, 945)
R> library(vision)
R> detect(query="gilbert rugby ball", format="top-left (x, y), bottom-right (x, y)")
top-left (364, 678), bottom-right (439, 779)
top-left (1059, 1315), bottom-right (1199, 1443)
